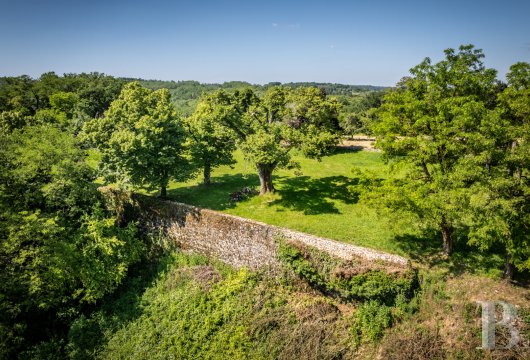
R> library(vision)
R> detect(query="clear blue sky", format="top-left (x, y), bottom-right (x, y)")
top-left (1, 0), bottom-right (529, 86)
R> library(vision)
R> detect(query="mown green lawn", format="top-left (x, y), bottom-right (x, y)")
top-left (164, 149), bottom-right (419, 256)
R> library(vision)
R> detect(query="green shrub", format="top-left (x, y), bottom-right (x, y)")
top-left (18, 337), bottom-right (65, 360)
top-left (351, 300), bottom-right (393, 346)
top-left (278, 240), bottom-right (420, 348)
top-left (277, 241), bottom-right (327, 290)
top-left (278, 240), bottom-right (419, 305)
top-left (331, 269), bottom-right (418, 305)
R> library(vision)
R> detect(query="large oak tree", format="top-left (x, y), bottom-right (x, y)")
top-left (208, 86), bottom-right (340, 194)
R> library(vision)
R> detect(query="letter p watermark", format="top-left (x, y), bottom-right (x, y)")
top-left (476, 301), bottom-right (520, 350)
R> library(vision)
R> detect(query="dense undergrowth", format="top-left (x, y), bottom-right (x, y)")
top-left (277, 240), bottom-right (419, 304)
top-left (58, 240), bottom-right (423, 359)
top-left (16, 245), bottom-right (530, 360)
top-left (8, 236), bottom-right (414, 360)
top-left (62, 251), bottom-right (358, 359)
top-left (278, 240), bottom-right (420, 346)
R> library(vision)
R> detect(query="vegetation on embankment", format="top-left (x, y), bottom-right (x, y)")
top-left (63, 246), bottom-right (420, 360)
top-left (59, 248), bottom-right (530, 360)
top-left (163, 149), bottom-right (415, 253)
top-left (67, 251), bottom-right (356, 359)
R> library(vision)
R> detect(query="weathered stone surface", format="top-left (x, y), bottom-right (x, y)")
top-left (99, 187), bottom-right (409, 270)
top-left (128, 195), bottom-right (408, 269)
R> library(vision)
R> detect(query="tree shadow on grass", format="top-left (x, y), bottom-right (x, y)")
top-left (167, 173), bottom-right (260, 211)
top-left (270, 175), bottom-right (361, 215)
top-left (167, 173), bottom-right (361, 215)
top-left (394, 232), bottom-right (504, 277)
top-left (332, 146), bottom-right (363, 154)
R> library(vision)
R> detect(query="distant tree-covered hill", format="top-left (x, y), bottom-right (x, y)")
top-left (124, 78), bottom-right (387, 96)
top-left (120, 78), bottom-right (388, 116)
top-left (275, 82), bottom-right (387, 95)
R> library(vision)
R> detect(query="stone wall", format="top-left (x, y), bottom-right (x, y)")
top-left (101, 187), bottom-right (409, 270)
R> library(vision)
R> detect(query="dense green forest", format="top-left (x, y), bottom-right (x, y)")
top-left (1, 45), bottom-right (529, 359)
top-left (131, 78), bottom-right (386, 95)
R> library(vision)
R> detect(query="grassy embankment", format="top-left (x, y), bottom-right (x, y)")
top-left (88, 144), bottom-right (509, 277)
top-left (166, 149), bottom-right (406, 251)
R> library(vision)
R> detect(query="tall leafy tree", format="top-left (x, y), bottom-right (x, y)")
top-left (466, 62), bottom-right (530, 277)
top-left (82, 82), bottom-right (193, 197)
top-left (74, 72), bottom-right (126, 119)
top-left (0, 125), bottom-right (143, 356)
top-left (375, 45), bottom-right (499, 255)
top-left (32, 91), bottom-right (80, 130)
top-left (186, 93), bottom-right (237, 185)
top-left (213, 86), bottom-right (340, 194)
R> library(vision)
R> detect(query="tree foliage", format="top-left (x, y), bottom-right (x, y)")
top-left (0, 125), bottom-right (143, 357)
top-left (375, 45), bottom-right (500, 255)
top-left (0, 72), bottom-right (125, 137)
top-left (81, 82), bottom-right (193, 197)
top-left (338, 91), bottom-right (385, 136)
top-left (206, 86), bottom-right (341, 194)
top-left (465, 62), bottom-right (530, 276)
top-left (374, 46), bottom-right (530, 275)
top-left (186, 93), bottom-right (237, 185)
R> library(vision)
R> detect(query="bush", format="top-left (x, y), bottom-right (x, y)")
top-left (278, 240), bottom-right (420, 349)
top-left (351, 300), bottom-right (393, 346)
top-left (332, 269), bottom-right (418, 305)
top-left (278, 240), bottom-right (419, 305)
top-left (277, 240), bottom-right (327, 291)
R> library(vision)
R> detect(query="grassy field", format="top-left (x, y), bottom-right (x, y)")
top-left (161, 148), bottom-right (506, 276)
top-left (162, 149), bottom-right (415, 256)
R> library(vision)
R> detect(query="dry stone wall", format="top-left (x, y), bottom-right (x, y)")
top-left (100, 187), bottom-right (409, 270)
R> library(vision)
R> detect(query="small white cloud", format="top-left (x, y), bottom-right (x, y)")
top-left (330, 44), bottom-right (335, 49)
top-left (271, 22), bottom-right (300, 29)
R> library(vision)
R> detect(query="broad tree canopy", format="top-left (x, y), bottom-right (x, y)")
top-left (186, 92), bottom-right (238, 185)
top-left (209, 86), bottom-right (341, 194)
top-left (375, 45), bottom-right (500, 255)
top-left (82, 82), bottom-right (193, 197)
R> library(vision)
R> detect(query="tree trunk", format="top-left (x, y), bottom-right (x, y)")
top-left (203, 163), bottom-right (211, 186)
top-left (258, 166), bottom-right (275, 194)
top-left (160, 185), bottom-right (167, 199)
top-left (159, 172), bottom-right (169, 198)
top-left (440, 217), bottom-right (453, 256)
top-left (503, 254), bottom-right (515, 280)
